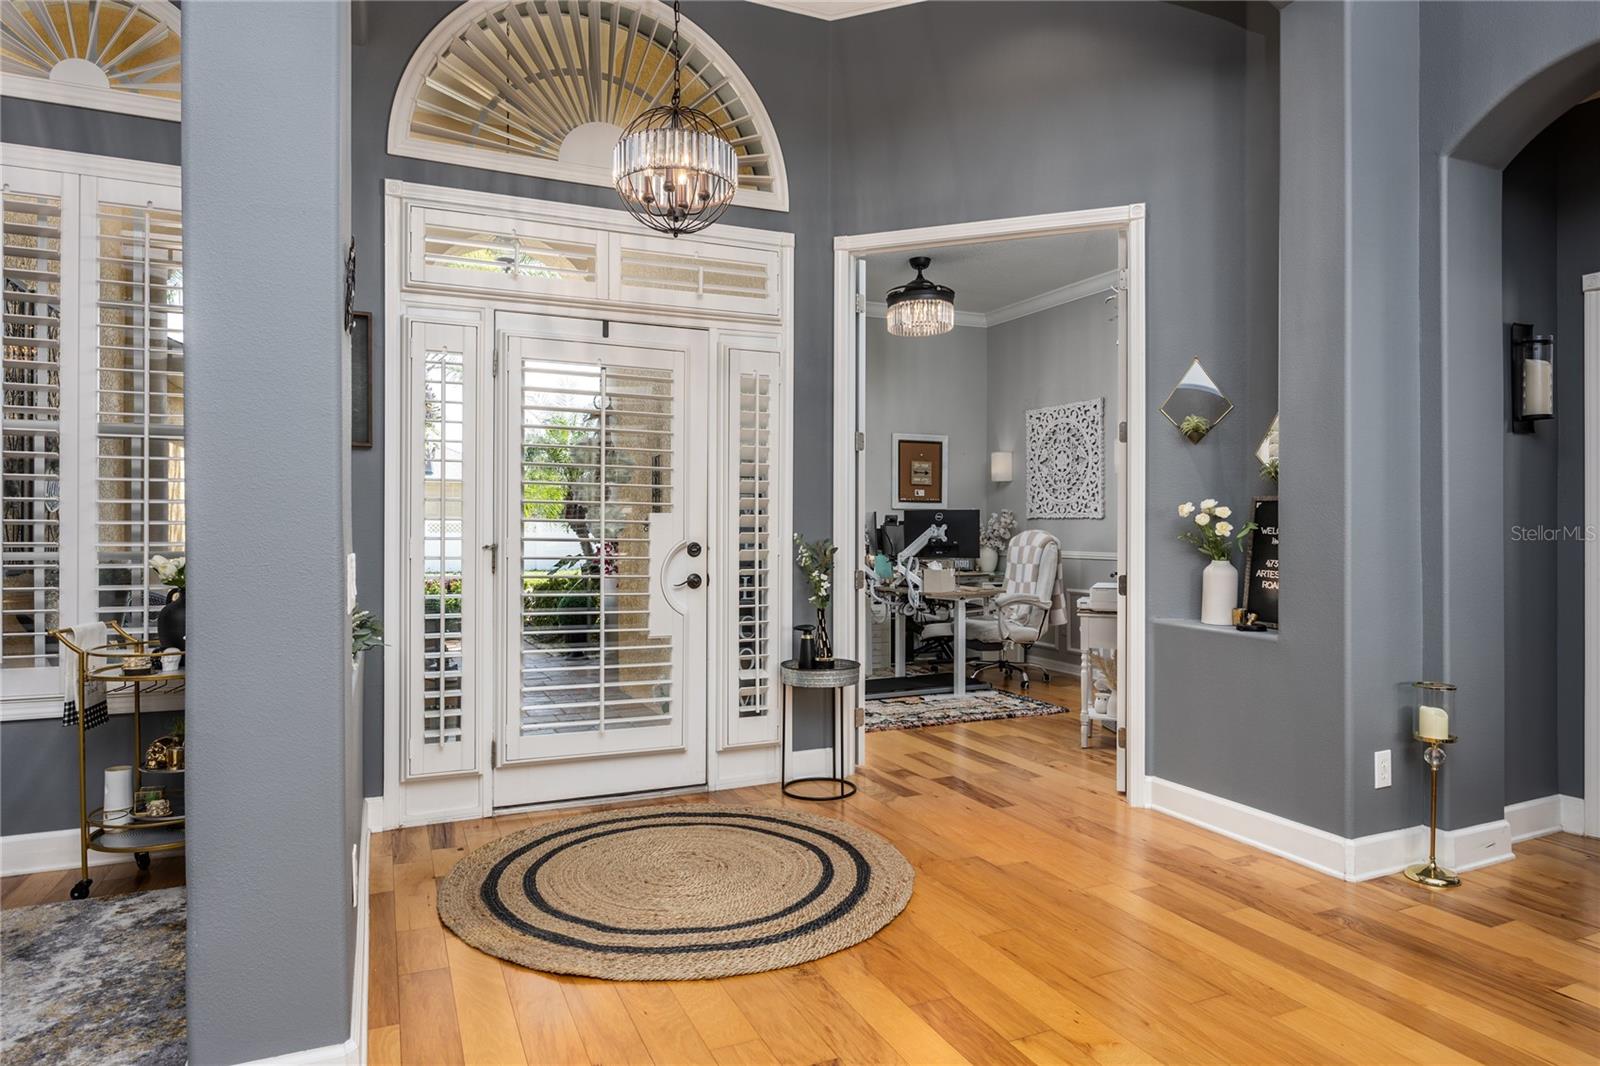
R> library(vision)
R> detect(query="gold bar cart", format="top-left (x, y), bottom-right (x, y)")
top-left (49, 622), bottom-right (186, 900)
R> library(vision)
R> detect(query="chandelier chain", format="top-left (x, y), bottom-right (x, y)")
top-left (670, 0), bottom-right (683, 108)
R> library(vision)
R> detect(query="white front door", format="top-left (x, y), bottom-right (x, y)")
top-left (493, 314), bottom-right (709, 807)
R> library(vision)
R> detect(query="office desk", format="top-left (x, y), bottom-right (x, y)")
top-left (922, 584), bottom-right (1001, 696)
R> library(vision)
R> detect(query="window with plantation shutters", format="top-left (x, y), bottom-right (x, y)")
top-left (2, 189), bottom-right (63, 672)
top-left (93, 197), bottom-right (184, 640)
top-left (0, 152), bottom-right (182, 712)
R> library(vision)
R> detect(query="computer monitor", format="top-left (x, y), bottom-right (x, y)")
top-left (901, 508), bottom-right (980, 559)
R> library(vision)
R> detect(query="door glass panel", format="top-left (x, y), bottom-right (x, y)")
top-left (519, 358), bottom-right (676, 736)
top-left (422, 349), bottom-right (465, 746)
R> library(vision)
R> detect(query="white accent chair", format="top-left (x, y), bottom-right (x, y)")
top-left (967, 529), bottom-right (1062, 689)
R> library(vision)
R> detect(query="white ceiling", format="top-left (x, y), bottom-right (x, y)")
top-left (865, 229), bottom-right (1120, 317)
top-left (745, 0), bottom-right (922, 20)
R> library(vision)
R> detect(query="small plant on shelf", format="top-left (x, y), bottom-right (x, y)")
top-left (1179, 414), bottom-right (1211, 444)
top-left (1260, 456), bottom-right (1279, 484)
top-left (793, 533), bottom-right (838, 663)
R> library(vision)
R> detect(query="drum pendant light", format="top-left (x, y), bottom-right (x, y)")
top-left (885, 256), bottom-right (957, 337)
top-left (612, 0), bottom-right (739, 236)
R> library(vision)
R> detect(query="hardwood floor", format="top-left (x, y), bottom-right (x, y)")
top-left (5, 681), bottom-right (1595, 1065)
top-left (364, 695), bottom-right (1600, 1066)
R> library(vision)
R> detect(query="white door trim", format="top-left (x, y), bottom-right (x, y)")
top-left (383, 185), bottom-right (794, 828)
top-left (1584, 270), bottom-right (1599, 837)
top-left (831, 204), bottom-right (1149, 807)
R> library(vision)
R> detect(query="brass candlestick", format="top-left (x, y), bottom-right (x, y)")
top-left (1405, 733), bottom-right (1460, 888)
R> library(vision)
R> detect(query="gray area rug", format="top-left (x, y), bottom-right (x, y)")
top-left (2, 888), bottom-right (185, 1066)
top-left (865, 690), bottom-right (1070, 732)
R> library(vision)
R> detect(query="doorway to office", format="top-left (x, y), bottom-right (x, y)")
top-left (832, 206), bottom-right (1148, 802)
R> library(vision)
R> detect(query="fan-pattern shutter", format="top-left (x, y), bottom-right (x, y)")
top-left (2, 190), bottom-right (63, 669)
top-left (93, 198), bottom-right (184, 640)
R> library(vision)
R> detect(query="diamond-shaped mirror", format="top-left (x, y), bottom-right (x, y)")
top-left (1160, 359), bottom-right (1233, 443)
top-left (1256, 414), bottom-right (1279, 481)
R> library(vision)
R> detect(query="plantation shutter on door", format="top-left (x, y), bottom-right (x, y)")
top-left (2, 184), bottom-right (64, 673)
top-left (724, 345), bottom-right (782, 748)
top-left (408, 319), bottom-right (479, 777)
top-left (91, 190), bottom-right (184, 641)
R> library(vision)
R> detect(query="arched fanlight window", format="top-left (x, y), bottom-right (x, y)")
top-left (0, 0), bottom-right (181, 120)
top-left (388, 0), bottom-right (788, 213)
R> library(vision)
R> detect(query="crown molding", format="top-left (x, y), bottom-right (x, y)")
top-left (863, 268), bottom-right (1120, 331)
top-left (985, 270), bottom-right (1121, 327)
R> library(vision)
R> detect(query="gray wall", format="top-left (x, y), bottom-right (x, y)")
top-left (0, 100), bottom-right (183, 836)
top-left (864, 321), bottom-right (990, 521)
top-left (830, 0), bottom-right (1285, 808)
top-left (1502, 99), bottom-right (1600, 805)
top-left (183, 2), bottom-right (357, 1061)
top-left (986, 295), bottom-right (1121, 557)
top-left (1420, 3), bottom-right (1600, 827)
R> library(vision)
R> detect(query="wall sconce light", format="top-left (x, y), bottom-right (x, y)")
top-left (1510, 322), bottom-right (1555, 433)
top-left (990, 451), bottom-right (1014, 483)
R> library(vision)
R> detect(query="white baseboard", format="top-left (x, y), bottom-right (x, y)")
top-left (1148, 778), bottom-right (1349, 878)
top-left (242, 1038), bottom-right (358, 1065)
top-left (0, 827), bottom-right (186, 878)
top-left (1149, 777), bottom-right (1527, 882)
top-left (1506, 793), bottom-right (1586, 841)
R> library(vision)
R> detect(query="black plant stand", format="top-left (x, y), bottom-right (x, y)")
top-left (779, 659), bottom-right (860, 800)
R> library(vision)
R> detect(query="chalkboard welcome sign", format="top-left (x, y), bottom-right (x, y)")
top-left (1242, 497), bottom-right (1279, 628)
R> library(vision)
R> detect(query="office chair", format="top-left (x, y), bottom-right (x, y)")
top-left (967, 529), bottom-right (1063, 689)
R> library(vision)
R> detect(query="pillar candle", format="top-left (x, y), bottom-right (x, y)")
top-left (1523, 359), bottom-right (1553, 417)
top-left (104, 765), bottom-right (133, 825)
top-left (1417, 704), bottom-right (1449, 741)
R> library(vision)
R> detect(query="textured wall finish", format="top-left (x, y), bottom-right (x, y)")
top-left (182, 2), bottom-right (356, 1061)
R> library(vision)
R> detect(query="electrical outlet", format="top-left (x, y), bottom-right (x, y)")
top-left (1374, 749), bottom-right (1392, 789)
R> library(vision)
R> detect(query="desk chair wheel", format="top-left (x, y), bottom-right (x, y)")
top-left (70, 879), bottom-right (92, 900)
top-left (135, 851), bottom-right (151, 871)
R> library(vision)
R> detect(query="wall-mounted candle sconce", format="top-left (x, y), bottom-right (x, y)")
top-left (1510, 322), bottom-right (1555, 433)
top-left (990, 451), bottom-right (1014, 483)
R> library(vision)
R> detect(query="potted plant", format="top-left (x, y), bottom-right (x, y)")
top-left (792, 534), bottom-right (838, 664)
top-left (351, 608), bottom-right (383, 659)
top-left (979, 510), bottom-right (1017, 573)
top-left (151, 555), bottom-right (186, 652)
top-left (1177, 499), bottom-right (1254, 625)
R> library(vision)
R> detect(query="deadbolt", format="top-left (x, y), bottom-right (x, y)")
top-left (686, 542), bottom-right (702, 558)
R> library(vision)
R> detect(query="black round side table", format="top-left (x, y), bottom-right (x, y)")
top-left (779, 658), bottom-right (861, 800)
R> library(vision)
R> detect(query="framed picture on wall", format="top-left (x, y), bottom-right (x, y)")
top-left (892, 434), bottom-right (947, 506)
top-left (351, 311), bottom-right (373, 448)
top-left (1242, 496), bottom-right (1279, 628)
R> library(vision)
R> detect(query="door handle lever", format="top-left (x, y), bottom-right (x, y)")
top-left (675, 574), bottom-right (704, 590)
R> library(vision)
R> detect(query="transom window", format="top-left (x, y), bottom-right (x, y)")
top-left (388, 0), bottom-right (788, 212)
top-left (0, 0), bottom-right (181, 121)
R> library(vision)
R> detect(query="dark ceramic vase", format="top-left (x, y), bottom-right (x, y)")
top-left (157, 588), bottom-right (186, 651)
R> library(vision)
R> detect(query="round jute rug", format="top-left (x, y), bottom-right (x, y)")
top-left (436, 804), bottom-right (915, 980)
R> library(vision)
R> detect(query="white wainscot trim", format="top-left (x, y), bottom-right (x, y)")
top-left (1148, 777), bottom-right (1529, 882)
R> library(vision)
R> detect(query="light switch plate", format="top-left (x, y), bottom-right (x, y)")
top-left (1374, 749), bottom-right (1392, 789)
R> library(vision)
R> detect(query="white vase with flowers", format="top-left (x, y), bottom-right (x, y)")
top-left (1177, 499), bottom-right (1255, 626)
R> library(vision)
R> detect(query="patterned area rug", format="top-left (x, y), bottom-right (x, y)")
top-left (437, 804), bottom-right (913, 980)
top-left (865, 690), bottom-right (1070, 732)
top-left (1, 888), bottom-right (185, 1066)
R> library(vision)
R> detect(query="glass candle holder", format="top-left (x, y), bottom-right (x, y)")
top-left (1413, 681), bottom-right (1456, 742)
